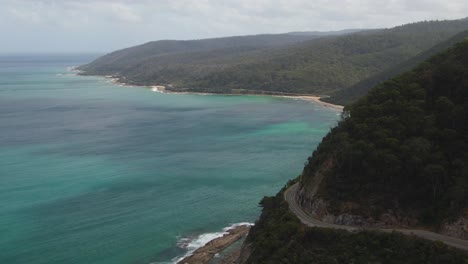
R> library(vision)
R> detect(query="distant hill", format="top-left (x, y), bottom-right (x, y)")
top-left (324, 29), bottom-right (468, 105)
top-left (78, 31), bottom-right (349, 76)
top-left (287, 29), bottom-right (364, 36)
top-left (80, 18), bottom-right (468, 97)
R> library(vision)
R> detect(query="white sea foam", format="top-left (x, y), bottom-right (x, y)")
top-left (66, 66), bottom-right (84, 75)
top-left (172, 222), bottom-right (253, 264)
top-left (151, 87), bottom-right (161, 93)
top-left (57, 73), bottom-right (76, 77)
top-left (151, 86), bottom-right (166, 93)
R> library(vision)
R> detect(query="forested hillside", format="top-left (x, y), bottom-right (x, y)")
top-left (80, 18), bottom-right (468, 96)
top-left (78, 32), bottom-right (332, 75)
top-left (324, 29), bottom-right (468, 105)
top-left (239, 35), bottom-right (468, 264)
top-left (299, 39), bottom-right (468, 230)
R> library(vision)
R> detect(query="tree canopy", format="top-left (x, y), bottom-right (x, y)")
top-left (303, 39), bottom-right (468, 225)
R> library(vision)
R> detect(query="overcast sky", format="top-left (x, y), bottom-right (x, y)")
top-left (2, 0), bottom-right (467, 53)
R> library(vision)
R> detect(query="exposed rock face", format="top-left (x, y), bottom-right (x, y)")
top-left (297, 156), bottom-right (420, 229)
top-left (298, 192), bottom-right (374, 227)
top-left (441, 214), bottom-right (468, 240)
top-left (333, 213), bottom-right (372, 226)
top-left (297, 182), bottom-right (422, 229)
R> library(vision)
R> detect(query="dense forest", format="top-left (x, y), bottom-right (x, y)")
top-left (80, 18), bottom-right (468, 97)
top-left (78, 32), bottom-right (332, 75)
top-left (241, 38), bottom-right (468, 264)
top-left (300, 39), bottom-right (468, 227)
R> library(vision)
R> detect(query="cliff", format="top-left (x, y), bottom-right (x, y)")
top-left (239, 36), bottom-right (468, 263)
top-left (297, 39), bottom-right (468, 237)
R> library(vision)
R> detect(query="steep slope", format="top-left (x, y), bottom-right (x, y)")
top-left (325, 28), bottom-right (468, 106)
top-left (298, 39), bottom-right (468, 233)
top-left (80, 18), bottom-right (468, 96)
top-left (239, 36), bottom-right (468, 264)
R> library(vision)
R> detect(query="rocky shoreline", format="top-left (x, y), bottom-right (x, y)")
top-left (178, 225), bottom-right (251, 264)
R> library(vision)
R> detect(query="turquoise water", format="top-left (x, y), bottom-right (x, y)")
top-left (0, 54), bottom-right (339, 264)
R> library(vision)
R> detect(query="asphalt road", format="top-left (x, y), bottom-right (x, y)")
top-left (284, 183), bottom-right (468, 251)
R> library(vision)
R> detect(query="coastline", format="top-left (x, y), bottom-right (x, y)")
top-left (151, 85), bottom-right (345, 111)
top-left (73, 69), bottom-right (344, 111)
top-left (176, 224), bottom-right (252, 264)
top-left (273, 95), bottom-right (344, 110)
top-left (71, 69), bottom-right (341, 263)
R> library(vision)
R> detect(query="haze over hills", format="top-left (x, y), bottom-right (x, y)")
top-left (325, 28), bottom-right (468, 105)
top-left (287, 29), bottom-right (364, 36)
top-left (240, 36), bottom-right (468, 264)
top-left (80, 18), bottom-right (468, 99)
top-left (78, 31), bottom-right (350, 76)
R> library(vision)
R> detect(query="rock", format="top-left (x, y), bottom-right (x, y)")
top-left (441, 215), bottom-right (468, 240)
top-left (178, 225), bottom-right (251, 264)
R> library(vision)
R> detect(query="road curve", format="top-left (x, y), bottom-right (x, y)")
top-left (284, 183), bottom-right (468, 251)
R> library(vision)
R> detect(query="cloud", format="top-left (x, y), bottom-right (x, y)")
top-left (108, 3), bottom-right (141, 22)
top-left (0, 0), bottom-right (467, 53)
top-left (8, 7), bottom-right (42, 23)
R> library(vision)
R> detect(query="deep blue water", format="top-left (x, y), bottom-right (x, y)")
top-left (0, 54), bottom-right (339, 263)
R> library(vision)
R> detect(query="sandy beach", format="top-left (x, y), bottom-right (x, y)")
top-left (149, 84), bottom-right (345, 111)
top-left (275, 95), bottom-right (344, 110)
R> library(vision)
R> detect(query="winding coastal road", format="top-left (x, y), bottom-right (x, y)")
top-left (284, 183), bottom-right (468, 251)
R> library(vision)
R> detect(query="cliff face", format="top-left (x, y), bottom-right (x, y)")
top-left (296, 39), bottom-right (468, 235)
top-left (297, 165), bottom-right (419, 228)
top-left (239, 190), bottom-right (468, 264)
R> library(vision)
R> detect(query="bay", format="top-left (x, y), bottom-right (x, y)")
top-left (0, 54), bottom-right (339, 263)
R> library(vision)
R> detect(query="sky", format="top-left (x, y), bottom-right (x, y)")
top-left (1, 0), bottom-right (467, 53)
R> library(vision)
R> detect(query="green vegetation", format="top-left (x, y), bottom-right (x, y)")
top-left (81, 20), bottom-right (468, 261)
top-left (80, 18), bottom-right (468, 97)
top-left (78, 33), bottom-right (328, 76)
top-left (302, 39), bottom-right (468, 226)
top-left (243, 30), bottom-right (468, 264)
top-left (245, 192), bottom-right (468, 264)
top-left (324, 29), bottom-right (468, 106)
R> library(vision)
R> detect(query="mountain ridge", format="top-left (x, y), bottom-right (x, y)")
top-left (79, 18), bottom-right (468, 98)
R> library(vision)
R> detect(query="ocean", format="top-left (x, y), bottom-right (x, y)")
top-left (0, 54), bottom-right (340, 263)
